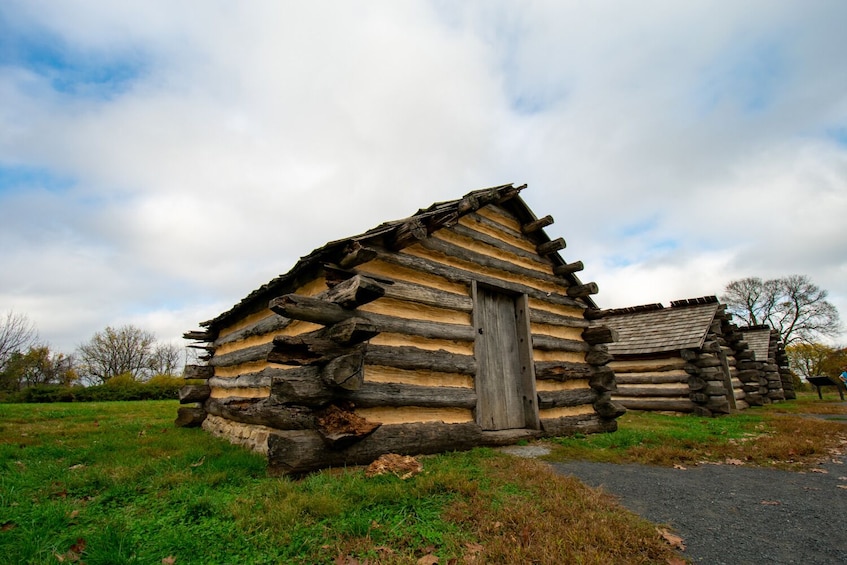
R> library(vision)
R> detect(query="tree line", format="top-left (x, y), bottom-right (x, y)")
top-left (0, 311), bottom-right (185, 395)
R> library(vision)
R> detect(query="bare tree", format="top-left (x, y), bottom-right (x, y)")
top-left (0, 311), bottom-right (39, 372)
top-left (722, 275), bottom-right (841, 345)
top-left (77, 325), bottom-right (158, 384)
top-left (149, 342), bottom-right (183, 377)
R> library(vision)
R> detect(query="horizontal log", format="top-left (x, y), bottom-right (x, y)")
top-left (522, 215), bottom-right (554, 234)
top-left (179, 384), bottom-right (211, 404)
top-left (693, 356), bottom-right (722, 368)
top-left (205, 396), bottom-right (316, 430)
top-left (529, 308), bottom-right (590, 328)
top-left (614, 373), bottom-right (688, 385)
top-left (615, 399), bottom-right (697, 413)
top-left (184, 365), bottom-right (214, 380)
top-left (341, 382), bottom-right (477, 409)
top-left (268, 421), bottom-right (484, 475)
top-left (553, 261), bottom-right (584, 276)
top-left (210, 342), bottom-right (274, 368)
top-left (364, 312), bottom-right (475, 342)
top-left (609, 359), bottom-right (687, 373)
top-left (583, 308), bottom-right (607, 320)
top-left (567, 282), bottom-right (599, 299)
top-left (323, 274), bottom-right (387, 309)
top-left (537, 238), bottom-right (566, 256)
top-left (615, 385), bottom-right (690, 398)
top-left (531, 334), bottom-right (590, 353)
top-left (208, 370), bottom-right (277, 390)
top-left (480, 428), bottom-right (545, 446)
top-left (537, 388), bottom-right (598, 409)
top-left (214, 314), bottom-right (293, 347)
top-left (337, 242), bottom-right (378, 269)
top-left (540, 413), bottom-right (618, 436)
top-left (534, 361), bottom-right (592, 381)
top-left (365, 345), bottom-right (477, 375)
top-left (183, 330), bottom-right (212, 341)
top-left (380, 279), bottom-right (472, 313)
top-left (269, 294), bottom-right (350, 326)
top-left (270, 366), bottom-right (333, 407)
top-left (315, 404), bottom-right (382, 448)
top-left (175, 407), bottom-right (207, 427)
top-left (582, 326), bottom-right (618, 345)
top-left (449, 223), bottom-right (551, 267)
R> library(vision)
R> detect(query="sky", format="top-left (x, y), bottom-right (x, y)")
top-left (1, 0), bottom-right (846, 355)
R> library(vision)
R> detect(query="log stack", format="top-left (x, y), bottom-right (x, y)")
top-left (738, 325), bottom-right (792, 402)
top-left (179, 184), bottom-right (624, 474)
top-left (604, 297), bottom-right (748, 416)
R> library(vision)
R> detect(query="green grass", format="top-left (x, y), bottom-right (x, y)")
top-left (0, 400), bottom-right (682, 564)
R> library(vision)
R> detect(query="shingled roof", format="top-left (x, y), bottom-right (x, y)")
top-left (604, 297), bottom-right (721, 356)
top-left (739, 325), bottom-right (773, 361)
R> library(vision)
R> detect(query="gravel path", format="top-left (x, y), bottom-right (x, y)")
top-left (550, 459), bottom-right (847, 564)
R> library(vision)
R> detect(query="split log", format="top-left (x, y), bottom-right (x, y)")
top-left (567, 282), bottom-right (599, 298)
top-left (323, 275), bottom-right (387, 309)
top-left (540, 413), bottom-right (618, 436)
top-left (341, 382), bottom-right (477, 409)
top-left (536, 238), bottom-right (566, 256)
top-left (531, 334), bottom-right (590, 353)
top-left (323, 352), bottom-right (366, 391)
top-left (529, 308), bottom-right (590, 328)
top-left (614, 385), bottom-right (690, 397)
top-left (390, 218), bottom-right (430, 250)
top-left (614, 373), bottom-right (688, 385)
top-left (179, 384), bottom-right (211, 404)
top-left (537, 388), bottom-right (598, 409)
top-left (582, 326), bottom-right (618, 345)
top-left (553, 261), bottom-right (584, 276)
top-left (268, 318), bottom-right (375, 365)
top-left (269, 295), bottom-right (350, 326)
top-left (205, 397), bottom-right (316, 430)
top-left (522, 215), bottom-right (554, 234)
top-left (210, 342), bottom-right (274, 368)
top-left (268, 421), bottom-right (484, 475)
top-left (175, 407), bottom-right (207, 427)
top-left (184, 365), bottom-right (214, 380)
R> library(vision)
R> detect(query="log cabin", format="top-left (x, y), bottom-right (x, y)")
top-left (738, 325), bottom-right (794, 401)
top-left (178, 183), bottom-right (624, 474)
top-left (603, 297), bottom-right (751, 416)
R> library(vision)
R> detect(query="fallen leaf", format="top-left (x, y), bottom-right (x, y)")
top-left (464, 543), bottom-right (484, 554)
top-left (68, 510), bottom-right (80, 519)
top-left (190, 456), bottom-right (205, 468)
top-left (657, 528), bottom-right (685, 551)
top-left (673, 464), bottom-right (687, 470)
top-left (162, 557), bottom-right (176, 565)
top-left (418, 555), bottom-right (439, 565)
top-left (837, 485), bottom-right (847, 490)
top-left (725, 458), bottom-right (744, 466)
top-left (69, 464), bottom-right (85, 470)
top-left (760, 500), bottom-right (780, 506)
top-left (1, 521), bottom-right (16, 532)
top-left (810, 468), bottom-right (828, 474)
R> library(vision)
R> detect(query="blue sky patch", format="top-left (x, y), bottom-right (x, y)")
top-left (826, 127), bottom-right (847, 147)
top-left (0, 10), bottom-right (147, 99)
top-left (0, 164), bottom-right (76, 194)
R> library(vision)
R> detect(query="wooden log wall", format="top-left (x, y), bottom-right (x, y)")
top-left (180, 191), bottom-right (623, 473)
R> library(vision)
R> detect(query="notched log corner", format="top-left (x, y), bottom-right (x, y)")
top-left (315, 403), bottom-right (381, 449)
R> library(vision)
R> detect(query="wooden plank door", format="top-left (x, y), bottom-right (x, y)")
top-left (473, 283), bottom-right (539, 431)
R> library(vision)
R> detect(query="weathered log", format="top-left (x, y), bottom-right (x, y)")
top-left (179, 384), bottom-right (211, 404)
top-left (208, 370), bottom-right (277, 391)
top-left (338, 242), bottom-right (378, 269)
top-left (184, 365), bottom-right (214, 380)
top-left (531, 334), bottom-right (590, 353)
top-left (365, 345), bottom-right (477, 375)
top-left (268, 318), bottom-right (374, 366)
top-left (323, 275), bottom-right (387, 309)
top-left (567, 282), bottom-right (599, 298)
top-left (529, 308), bottom-right (590, 328)
top-left (214, 314), bottom-right (293, 347)
top-left (364, 312), bottom-right (475, 342)
top-left (269, 295), bottom-right (350, 326)
top-left (614, 372), bottom-right (688, 385)
top-left (380, 279), bottom-right (473, 313)
top-left (267, 421), bottom-right (484, 475)
top-left (614, 399), bottom-right (697, 413)
top-left (582, 326), bottom-right (618, 345)
top-left (390, 218), bottom-right (429, 250)
top-left (536, 238), bottom-right (566, 256)
top-left (183, 330), bottom-right (212, 341)
top-left (534, 361), bottom-right (593, 381)
top-left (175, 406), bottom-right (207, 427)
top-left (522, 215), bottom-right (554, 234)
top-left (585, 345), bottom-right (613, 366)
top-left (594, 397), bottom-right (627, 419)
top-left (536, 388), bottom-right (598, 409)
top-left (540, 413), bottom-right (618, 436)
top-left (270, 367), bottom-right (333, 407)
top-left (553, 261), bottom-right (584, 277)
top-left (583, 308), bottom-right (607, 321)
top-left (210, 342), bottom-right (274, 368)
top-left (611, 359), bottom-right (687, 373)
top-left (694, 356), bottom-right (722, 368)
top-left (480, 429), bottom-right (545, 446)
top-left (589, 366), bottom-right (616, 392)
top-left (341, 382), bottom-right (477, 409)
top-left (449, 223), bottom-right (550, 267)
top-left (688, 376), bottom-right (707, 391)
top-left (615, 385), bottom-right (690, 397)
top-left (323, 352), bottom-right (365, 391)
top-left (205, 397), bottom-right (316, 430)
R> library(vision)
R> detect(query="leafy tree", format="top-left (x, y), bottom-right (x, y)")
top-left (786, 343), bottom-right (847, 379)
top-left (721, 275), bottom-right (841, 345)
top-left (77, 325), bottom-right (158, 384)
top-left (0, 346), bottom-right (77, 392)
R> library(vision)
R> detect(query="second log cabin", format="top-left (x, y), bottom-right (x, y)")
top-left (738, 325), bottom-right (795, 401)
top-left (179, 183), bottom-right (624, 474)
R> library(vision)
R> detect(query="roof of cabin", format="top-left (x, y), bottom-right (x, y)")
top-left (603, 296), bottom-right (721, 356)
top-left (196, 183), bottom-right (594, 334)
top-left (739, 325), bottom-right (773, 361)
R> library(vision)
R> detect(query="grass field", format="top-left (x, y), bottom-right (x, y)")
top-left (1, 394), bottom-right (845, 564)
